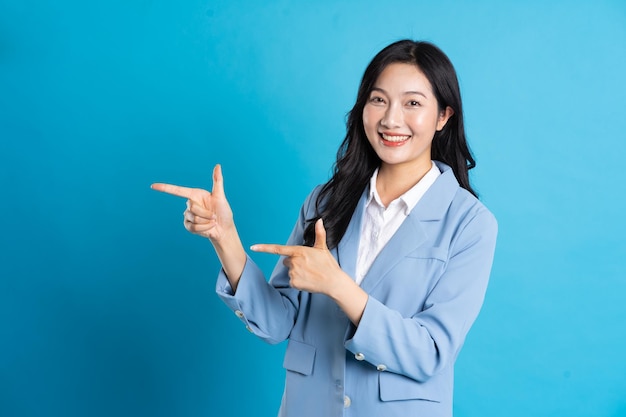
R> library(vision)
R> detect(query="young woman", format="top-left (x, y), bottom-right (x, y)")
top-left (153, 40), bottom-right (497, 417)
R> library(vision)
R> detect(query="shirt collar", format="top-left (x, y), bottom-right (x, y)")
top-left (366, 161), bottom-right (441, 215)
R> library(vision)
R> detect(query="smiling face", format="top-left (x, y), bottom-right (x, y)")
top-left (362, 62), bottom-right (453, 175)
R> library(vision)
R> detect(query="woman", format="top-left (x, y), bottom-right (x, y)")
top-left (153, 40), bottom-right (497, 417)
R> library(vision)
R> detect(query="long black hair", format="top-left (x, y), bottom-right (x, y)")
top-left (303, 40), bottom-right (477, 248)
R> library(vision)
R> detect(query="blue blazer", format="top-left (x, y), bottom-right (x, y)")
top-left (216, 161), bottom-right (498, 417)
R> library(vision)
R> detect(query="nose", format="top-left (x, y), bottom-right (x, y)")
top-left (380, 102), bottom-right (401, 128)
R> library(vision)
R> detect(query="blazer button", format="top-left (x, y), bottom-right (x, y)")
top-left (376, 364), bottom-right (387, 371)
top-left (354, 352), bottom-right (365, 361)
top-left (343, 395), bottom-right (351, 408)
top-left (334, 379), bottom-right (343, 393)
top-left (234, 310), bottom-right (245, 319)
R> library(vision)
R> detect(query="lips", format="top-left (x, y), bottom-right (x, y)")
top-left (380, 133), bottom-right (411, 146)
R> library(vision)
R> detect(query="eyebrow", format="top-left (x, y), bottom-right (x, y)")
top-left (371, 87), bottom-right (428, 98)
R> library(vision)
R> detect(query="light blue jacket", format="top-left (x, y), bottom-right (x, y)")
top-left (216, 161), bottom-right (498, 417)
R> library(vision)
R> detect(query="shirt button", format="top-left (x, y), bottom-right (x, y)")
top-left (234, 310), bottom-right (244, 319)
top-left (376, 364), bottom-right (387, 371)
top-left (344, 395), bottom-right (351, 408)
top-left (354, 352), bottom-right (365, 361)
top-left (246, 325), bottom-right (254, 333)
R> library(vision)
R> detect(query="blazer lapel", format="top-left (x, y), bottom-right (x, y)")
top-left (359, 162), bottom-right (460, 293)
top-left (334, 189), bottom-right (368, 280)
top-left (359, 212), bottom-right (427, 293)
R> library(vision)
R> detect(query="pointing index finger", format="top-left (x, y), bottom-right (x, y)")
top-left (250, 244), bottom-right (299, 257)
top-left (151, 183), bottom-right (196, 199)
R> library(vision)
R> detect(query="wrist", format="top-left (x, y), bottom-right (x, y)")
top-left (210, 226), bottom-right (240, 250)
top-left (328, 273), bottom-right (368, 325)
top-left (327, 272), bottom-right (362, 304)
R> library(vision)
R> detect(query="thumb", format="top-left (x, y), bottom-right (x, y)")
top-left (211, 164), bottom-right (225, 198)
top-left (313, 218), bottom-right (328, 250)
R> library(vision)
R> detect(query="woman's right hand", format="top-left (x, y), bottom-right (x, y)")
top-left (152, 164), bottom-right (247, 287)
top-left (151, 164), bottom-right (235, 243)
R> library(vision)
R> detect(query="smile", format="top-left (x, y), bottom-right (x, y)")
top-left (380, 133), bottom-right (411, 146)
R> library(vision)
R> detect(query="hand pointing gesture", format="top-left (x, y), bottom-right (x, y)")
top-left (251, 218), bottom-right (368, 324)
top-left (151, 164), bottom-right (234, 243)
top-left (153, 170), bottom-right (367, 323)
top-left (251, 219), bottom-right (345, 295)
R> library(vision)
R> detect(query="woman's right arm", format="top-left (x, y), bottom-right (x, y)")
top-left (151, 164), bottom-right (247, 292)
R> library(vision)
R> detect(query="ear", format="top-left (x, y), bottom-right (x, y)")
top-left (436, 106), bottom-right (454, 131)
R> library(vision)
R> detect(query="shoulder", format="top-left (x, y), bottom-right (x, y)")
top-left (432, 161), bottom-right (497, 231)
top-left (448, 188), bottom-right (498, 252)
top-left (452, 187), bottom-right (496, 224)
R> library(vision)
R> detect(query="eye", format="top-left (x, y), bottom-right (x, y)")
top-left (407, 100), bottom-right (421, 107)
top-left (368, 95), bottom-right (385, 104)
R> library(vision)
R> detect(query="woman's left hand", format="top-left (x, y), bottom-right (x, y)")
top-left (252, 218), bottom-right (368, 325)
top-left (250, 219), bottom-right (346, 295)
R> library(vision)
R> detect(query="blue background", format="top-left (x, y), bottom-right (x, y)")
top-left (1, 1), bottom-right (625, 416)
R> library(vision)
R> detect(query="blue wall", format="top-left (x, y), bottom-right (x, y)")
top-left (1, 1), bottom-right (625, 416)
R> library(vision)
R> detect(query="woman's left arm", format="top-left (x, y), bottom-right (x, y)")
top-left (251, 208), bottom-right (497, 383)
top-left (251, 218), bottom-right (370, 324)
top-left (343, 208), bottom-right (498, 382)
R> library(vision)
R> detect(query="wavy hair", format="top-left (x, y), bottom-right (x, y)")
top-left (303, 40), bottom-right (477, 248)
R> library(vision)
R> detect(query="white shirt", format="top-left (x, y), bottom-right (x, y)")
top-left (355, 161), bottom-right (441, 285)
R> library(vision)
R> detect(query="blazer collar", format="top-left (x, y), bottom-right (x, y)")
top-left (335, 161), bottom-right (460, 292)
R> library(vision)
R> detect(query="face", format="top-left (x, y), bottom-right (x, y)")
top-left (362, 62), bottom-right (453, 174)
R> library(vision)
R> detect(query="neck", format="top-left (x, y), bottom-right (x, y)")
top-left (376, 160), bottom-right (432, 206)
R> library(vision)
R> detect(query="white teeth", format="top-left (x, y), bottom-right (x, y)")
top-left (381, 133), bottom-right (410, 142)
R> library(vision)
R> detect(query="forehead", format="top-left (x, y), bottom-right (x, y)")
top-left (373, 62), bottom-right (433, 94)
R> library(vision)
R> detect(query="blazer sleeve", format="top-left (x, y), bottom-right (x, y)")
top-left (215, 187), bottom-right (320, 344)
top-left (344, 207), bottom-right (498, 382)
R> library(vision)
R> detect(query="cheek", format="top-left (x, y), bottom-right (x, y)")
top-left (409, 112), bottom-right (438, 133)
top-left (362, 112), bottom-right (379, 143)
top-left (362, 106), bottom-right (378, 131)
top-left (362, 111), bottom-right (371, 130)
